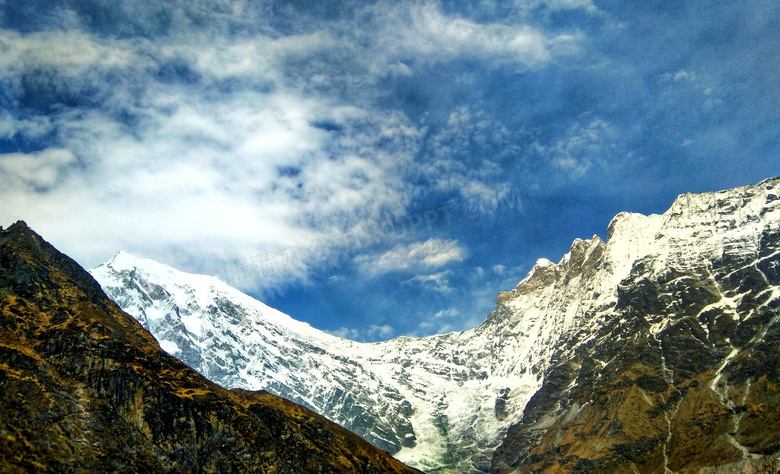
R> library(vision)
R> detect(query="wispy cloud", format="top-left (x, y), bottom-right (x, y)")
top-left (371, 3), bottom-right (580, 68)
top-left (326, 323), bottom-right (395, 342)
top-left (326, 326), bottom-right (360, 340)
top-left (434, 308), bottom-right (460, 319)
top-left (419, 106), bottom-right (521, 200)
top-left (0, 17), bottom-right (423, 291)
top-left (0, 148), bottom-right (77, 191)
top-left (534, 118), bottom-right (618, 179)
top-left (403, 271), bottom-right (455, 294)
top-left (357, 238), bottom-right (466, 276)
top-left (0, 1), bottom-right (568, 289)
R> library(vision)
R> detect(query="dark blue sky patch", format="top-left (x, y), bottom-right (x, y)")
top-left (544, 8), bottom-right (598, 31)
top-left (155, 58), bottom-right (202, 85)
top-left (12, 69), bottom-right (106, 118)
top-left (311, 120), bottom-right (343, 133)
top-left (278, 166), bottom-right (302, 178)
top-left (0, 133), bottom-right (54, 154)
top-left (438, 0), bottom-right (515, 22)
top-left (68, 0), bottom-right (174, 38)
top-left (1, 0), bottom-right (68, 33)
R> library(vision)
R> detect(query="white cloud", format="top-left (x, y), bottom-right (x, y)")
top-left (661, 69), bottom-right (723, 113)
top-left (326, 326), bottom-right (361, 340)
top-left (673, 70), bottom-right (697, 82)
top-left (366, 324), bottom-right (395, 339)
top-left (434, 308), bottom-right (460, 319)
top-left (357, 239), bottom-right (466, 275)
top-left (537, 118), bottom-right (617, 179)
top-left (515, 0), bottom-right (598, 14)
top-left (0, 149), bottom-right (78, 190)
top-left (326, 323), bottom-right (395, 341)
top-left (420, 106), bottom-right (520, 201)
top-left (404, 271), bottom-right (455, 293)
top-left (0, 0), bottom-right (576, 299)
top-left (403, 312), bottom-right (482, 337)
top-left (372, 3), bottom-right (581, 68)
top-left (0, 25), bottom-right (423, 294)
top-left (0, 30), bottom-right (144, 77)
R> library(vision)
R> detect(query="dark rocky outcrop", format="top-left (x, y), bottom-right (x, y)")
top-left (0, 221), bottom-right (421, 473)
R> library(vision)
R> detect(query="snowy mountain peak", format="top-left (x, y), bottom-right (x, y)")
top-left (92, 251), bottom-right (330, 343)
top-left (103, 250), bottom-right (178, 277)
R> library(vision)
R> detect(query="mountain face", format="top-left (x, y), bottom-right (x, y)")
top-left (0, 221), bottom-right (420, 473)
top-left (90, 178), bottom-right (780, 473)
top-left (90, 251), bottom-right (567, 472)
top-left (491, 180), bottom-right (780, 473)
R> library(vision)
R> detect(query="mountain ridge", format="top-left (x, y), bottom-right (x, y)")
top-left (90, 177), bottom-right (780, 473)
top-left (492, 177), bottom-right (780, 473)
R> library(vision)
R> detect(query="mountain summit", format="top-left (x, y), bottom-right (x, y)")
top-left (91, 178), bottom-right (780, 473)
top-left (0, 221), bottom-right (420, 473)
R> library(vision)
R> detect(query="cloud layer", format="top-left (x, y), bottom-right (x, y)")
top-left (2, 0), bottom-right (779, 340)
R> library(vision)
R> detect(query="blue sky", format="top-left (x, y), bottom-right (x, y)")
top-left (1, 0), bottom-right (778, 341)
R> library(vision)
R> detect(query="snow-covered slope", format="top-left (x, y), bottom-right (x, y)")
top-left (89, 252), bottom-right (417, 454)
top-left (90, 177), bottom-right (780, 473)
top-left (90, 247), bottom-right (552, 471)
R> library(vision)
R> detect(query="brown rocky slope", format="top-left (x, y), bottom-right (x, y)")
top-left (0, 221), bottom-right (421, 473)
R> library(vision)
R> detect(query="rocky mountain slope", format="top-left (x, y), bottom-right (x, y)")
top-left (90, 178), bottom-right (780, 473)
top-left (491, 180), bottom-right (780, 473)
top-left (0, 221), bottom-right (420, 473)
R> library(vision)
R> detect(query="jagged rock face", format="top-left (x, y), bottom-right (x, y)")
top-left (491, 179), bottom-right (780, 473)
top-left (0, 222), bottom-right (420, 474)
top-left (90, 178), bottom-right (780, 473)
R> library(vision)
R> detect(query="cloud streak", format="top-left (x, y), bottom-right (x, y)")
top-left (371, 3), bottom-right (580, 68)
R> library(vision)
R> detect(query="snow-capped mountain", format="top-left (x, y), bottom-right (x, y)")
top-left (89, 252), bottom-right (418, 455)
top-left (90, 178), bottom-right (780, 473)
